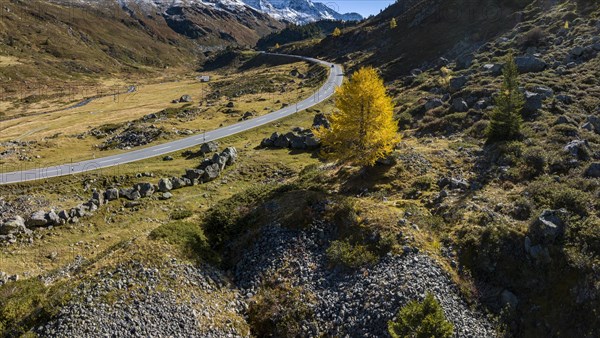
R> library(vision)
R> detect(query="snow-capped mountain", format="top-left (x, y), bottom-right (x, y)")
top-left (242, 0), bottom-right (362, 24)
top-left (71, 0), bottom-right (361, 24)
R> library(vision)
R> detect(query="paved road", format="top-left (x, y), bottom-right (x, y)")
top-left (0, 54), bottom-right (343, 185)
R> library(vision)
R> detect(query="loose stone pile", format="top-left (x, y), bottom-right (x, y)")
top-left (37, 260), bottom-right (249, 338)
top-left (235, 221), bottom-right (496, 337)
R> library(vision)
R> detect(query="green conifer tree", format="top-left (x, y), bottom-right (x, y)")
top-left (487, 54), bottom-right (524, 143)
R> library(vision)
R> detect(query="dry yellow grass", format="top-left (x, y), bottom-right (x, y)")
top-left (0, 98), bottom-right (333, 276)
top-left (0, 61), bottom-right (321, 171)
top-left (0, 56), bottom-right (21, 67)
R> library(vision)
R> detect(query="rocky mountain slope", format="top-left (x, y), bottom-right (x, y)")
top-left (0, 0), bottom-right (283, 96)
top-left (283, 0), bottom-right (533, 79)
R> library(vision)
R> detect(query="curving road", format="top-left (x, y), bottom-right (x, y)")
top-left (0, 54), bottom-right (343, 185)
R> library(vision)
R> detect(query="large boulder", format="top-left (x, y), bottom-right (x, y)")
top-left (58, 210), bottom-right (69, 221)
top-left (200, 141), bottom-right (219, 154)
top-left (583, 115), bottom-right (600, 134)
top-left (91, 189), bottom-right (105, 207)
top-left (202, 163), bottom-right (221, 182)
top-left (449, 76), bottom-right (468, 92)
top-left (104, 188), bottom-right (119, 201)
top-left (135, 183), bottom-right (155, 198)
top-left (522, 91), bottom-right (543, 114)
top-left (212, 153), bottom-right (228, 170)
top-left (452, 98), bottom-right (469, 112)
top-left (515, 56), bottom-right (547, 73)
top-left (532, 209), bottom-right (568, 242)
top-left (261, 137), bottom-right (274, 147)
top-left (274, 133), bottom-right (291, 148)
top-left (564, 140), bottom-right (589, 160)
top-left (179, 95), bottom-right (192, 103)
top-left (289, 133), bottom-right (306, 150)
top-left (221, 147), bottom-right (238, 166)
top-left (46, 210), bottom-right (61, 225)
top-left (424, 98), bottom-right (444, 111)
top-left (0, 216), bottom-right (27, 235)
top-left (312, 113), bottom-right (331, 129)
top-left (456, 53), bottom-right (474, 70)
top-left (584, 162), bottom-right (600, 178)
top-left (158, 178), bottom-right (173, 192)
top-left (198, 158), bottom-right (214, 170)
top-left (305, 133), bottom-right (321, 148)
top-left (26, 211), bottom-right (49, 227)
top-left (185, 169), bottom-right (205, 181)
top-left (119, 188), bottom-right (141, 201)
top-left (483, 63), bottom-right (503, 76)
top-left (531, 86), bottom-right (553, 99)
top-left (170, 177), bottom-right (186, 190)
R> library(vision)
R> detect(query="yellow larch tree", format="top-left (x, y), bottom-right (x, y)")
top-left (390, 18), bottom-right (397, 29)
top-left (315, 67), bottom-right (399, 166)
top-left (332, 27), bottom-right (342, 37)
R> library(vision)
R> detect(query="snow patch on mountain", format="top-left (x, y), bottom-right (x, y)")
top-left (242, 0), bottom-right (362, 24)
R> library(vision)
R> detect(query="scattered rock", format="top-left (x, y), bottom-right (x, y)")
top-left (104, 188), bottom-right (120, 201)
top-left (483, 63), bottom-right (503, 76)
top-left (532, 209), bottom-right (568, 242)
top-left (26, 211), bottom-right (49, 227)
top-left (515, 56), bottom-right (547, 73)
top-left (449, 76), bottom-right (468, 92)
top-left (179, 95), bottom-right (192, 103)
top-left (584, 162), bottom-right (600, 178)
top-left (202, 163), bottom-right (221, 182)
top-left (0, 216), bottom-right (27, 235)
top-left (564, 140), bottom-right (589, 160)
top-left (135, 183), bottom-right (155, 198)
top-left (158, 178), bottom-right (173, 192)
top-left (160, 192), bottom-right (173, 200)
top-left (200, 141), bottom-right (219, 154)
top-left (119, 188), bottom-right (141, 201)
top-left (313, 113), bottom-right (331, 129)
top-left (452, 98), bottom-right (469, 112)
top-left (456, 53), bottom-right (474, 70)
top-left (522, 91), bottom-right (544, 114)
top-left (424, 98), bottom-right (444, 111)
top-left (163, 156), bottom-right (174, 161)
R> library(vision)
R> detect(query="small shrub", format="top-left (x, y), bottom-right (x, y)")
top-left (170, 209), bottom-right (193, 220)
top-left (0, 279), bottom-right (70, 336)
top-left (149, 221), bottom-right (214, 261)
top-left (203, 185), bottom-right (272, 249)
top-left (412, 175), bottom-right (436, 191)
top-left (527, 179), bottom-right (591, 216)
top-left (326, 240), bottom-right (377, 269)
top-left (496, 141), bottom-right (523, 166)
top-left (520, 27), bottom-right (546, 47)
top-left (521, 147), bottom-right (546, 177)
top-left (248, 282), bottom-right (316, 337)
top-left (388, 292), bottom-right (454, 338)
top-left (397, 111), bottom-right (413, 129)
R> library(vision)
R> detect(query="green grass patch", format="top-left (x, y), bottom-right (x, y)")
top-left (149, 221), bottom-right (215, 262)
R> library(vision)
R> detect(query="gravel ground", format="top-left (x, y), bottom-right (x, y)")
top-left (38, 260), bottom-right (249, 338)
top-left (235, 221), bottom-right (497, 337)
top-left (38, 221), bottom-right (495, 338)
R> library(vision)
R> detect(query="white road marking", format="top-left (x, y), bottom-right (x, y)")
top-left (229, 126), bottom-right (241, 131)
top-left (152, 146), bottom-right (171, 152)
top-left (99, 158), bottom-right (120, 164)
